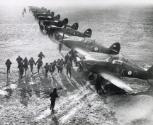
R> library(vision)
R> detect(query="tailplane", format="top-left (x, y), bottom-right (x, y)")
top-left (109, 42), bottom-right (120, 54)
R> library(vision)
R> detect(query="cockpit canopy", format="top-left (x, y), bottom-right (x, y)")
top-left (105, 56), bottom-right (128, 64)
top-left (84, 39), bottom-right (95, 45)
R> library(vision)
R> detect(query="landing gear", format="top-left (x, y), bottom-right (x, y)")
top-left (95, 75), bottom-right (107, 95)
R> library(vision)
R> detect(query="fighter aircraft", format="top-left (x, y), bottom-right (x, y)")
top-left (29, 6), bottom-right (48, 14)
top-left (52, 26), bottom-right (92, 38)
top-left (39, 18), bottom-right (68, 28)
top-left (38, 18), bottom-right (69, 34)
top-left (57, 36), bottom-right (120, 55)
top-left (73, 48), bottom-right (153, 93)
top-left (29, 7), bottom-right (52, 18)
top-left (33, 10), bottom-right (52, 19)
top-left (40, 20), bottom-right (79, 36)
top-left (37, 14), bottom-right (60, 21)
top-left (41, 18), bottom-right (91, 38)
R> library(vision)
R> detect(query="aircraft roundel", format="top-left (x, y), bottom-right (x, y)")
top-left (128, 71), bottom-right (132, 76)
top-left (94, 47), bottom-right (99, 52)
top-left (113, 44), bottom-right (116, 48)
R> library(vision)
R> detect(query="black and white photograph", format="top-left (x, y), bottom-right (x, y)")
top-left (0, 0), bottom-right (153, 125)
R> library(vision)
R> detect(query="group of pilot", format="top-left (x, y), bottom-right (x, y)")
top-left (5, 51), bottom-right (74, 79)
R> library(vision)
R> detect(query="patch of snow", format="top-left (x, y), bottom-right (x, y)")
top-left (0, 89), bottom-right (8, 96)
top-left (60, 103), bottom-right (84, 124)
top-left (35, 108), bottom-right (50, 121)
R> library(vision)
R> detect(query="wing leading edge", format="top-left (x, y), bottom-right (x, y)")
top-left (100, 72), bottom-right (133, 93)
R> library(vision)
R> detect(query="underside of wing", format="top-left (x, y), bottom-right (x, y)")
top-left (100, 72), bottom-right (133, 93)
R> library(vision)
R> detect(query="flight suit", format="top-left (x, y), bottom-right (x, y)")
top-left (29, 58), bottom-right (35, 73)
top-left (5, 59), bottom-right (12, 75)
top-left (50, 89), bottom-right (59, 112)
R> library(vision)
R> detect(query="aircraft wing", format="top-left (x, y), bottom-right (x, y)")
top-left (74, 48), bottom-right (96, 60)
top-left (100, 72), bottom-right (133, 93)
top-left (58, 32), bottom-right (69, 38)
top-left (74, 48), bottom-right (133, 93)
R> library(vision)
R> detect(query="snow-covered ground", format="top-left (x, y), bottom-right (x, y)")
top-left (0, 5), bottom-right (153, 125)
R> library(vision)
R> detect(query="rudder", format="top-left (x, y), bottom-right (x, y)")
top-left (84, 28), bottom-right (92, 37)
top-left (71, 23), bottom-right (79, 30)
top-left (109, 42), bottom-right (120, 54)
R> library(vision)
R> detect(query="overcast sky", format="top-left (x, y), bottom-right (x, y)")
top-left (0, 0), bottom-right (153, 7)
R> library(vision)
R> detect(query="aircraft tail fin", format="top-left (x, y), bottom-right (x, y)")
top-left (51, 12), bottom-right (54, 17)
top-left (109, 42), bottom-right (121, 54)
top-left (84, 28), bottom-right (92, 37)
top-left (56, 18), bottom-right (68, 27)
top-left (71, 23), bottom-right (79, 30)
top-left (62, 18), bottom-right (69, 26)
top-left (54, 14), bottom-right (60, 20)
top-left (147, 65), bottom-right (153, 79)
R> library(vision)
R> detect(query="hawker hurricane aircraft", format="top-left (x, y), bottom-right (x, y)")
top-left (53, 26), bottom-right (92, 38)
top-left (43, 20), bottom-right (91, 38)
top-left (37, 14), bottom-right (60, 21)
top-left (29, 6), bottom-right (48, 14)
top-left (73, 48), bottom-right (153, 93)
top-left (38, 18), bottom-right (69, 34)
top-left (58, 36), bottom-right (120, 55)
top-left (30, 7), bottom-right (53, 19)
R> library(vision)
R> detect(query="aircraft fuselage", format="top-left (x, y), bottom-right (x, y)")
top-left (62, 38), bottom-right (120, 55)
top-left (83, 59), bottom-right (150, 80)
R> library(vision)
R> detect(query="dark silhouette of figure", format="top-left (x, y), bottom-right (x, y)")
top-left (56, 59), bottom-right (61, 73)
top-left (24, 8), bottom-right (26, 13)
top-left (29, 57), bottom-right (35, 73)
top-left (95, 75), bottom-right (105, 94)
top-left (38, 52), bottom-right (45, 59)
top-left (59, 43), bottom-right (62, 52)
top-left (23, 57), bottom-right (29, 75)
top-left (50, 88), bottom-right (59, 113)
top-left (66, 58), bottom-right (72, 78)
top-left (5, 59), bottom-right (12, 76)
top-left (49, 63), bottom-right (53, 75)
top-left (16, 56), bottom-right (24, 78)
top-left (44, 63), bottom-right (49, 77)
top-left (49, 60), bottom-right (56, 75)
top-left (35, 58), bottom-right (43, 73)
top-left (52, 60), bottom-right (56, 72)
top-left (16, 56), bottom-right (23, 67)
top-left (70, 50), bottom-right (77, 66)
top-left (22, 8), bottom-right (26, 17)
top-left (64, 54), bottom-right (69, 65)
top-left (18, 61), bottom-right (24, 79)
top-left (59, 59), bottom-right (64, 73)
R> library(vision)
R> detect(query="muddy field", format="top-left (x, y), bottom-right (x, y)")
top-left (0, 5), bottom-right (153, 125)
